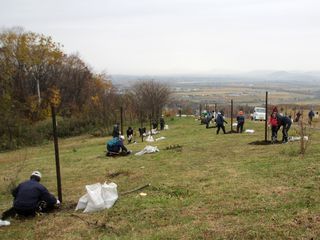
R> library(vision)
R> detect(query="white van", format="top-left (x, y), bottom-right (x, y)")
top-left (252, 107), bottom-right (266, 121)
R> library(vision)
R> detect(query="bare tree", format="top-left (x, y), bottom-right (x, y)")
top-left (131, 80), bottom-right (171, 123)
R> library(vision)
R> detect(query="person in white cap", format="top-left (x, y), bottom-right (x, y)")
top-left (1, 171), bottom-right (60, 220)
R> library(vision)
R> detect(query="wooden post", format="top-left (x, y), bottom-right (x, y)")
top-left (51, 105), bottom-right (62, 202)
top-left (149, 115), bottom-right (152, 135)
top-left (230, 99), bottom-right (234, 132)
top-left (199, 104), bottom-right (202, 117)
top-left (265, 91), bottom-right (268, 142)
top-left (140, 111), bottom-right (144, 142)
top-left (120, 106), bottom-right (123, 135)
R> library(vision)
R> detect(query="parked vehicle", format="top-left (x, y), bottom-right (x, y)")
top-left (251, 107), bottom-right (266, 121)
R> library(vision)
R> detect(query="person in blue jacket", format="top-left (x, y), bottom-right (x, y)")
top-left (106, 135), bottom-right (131, 156)
top-left (276, 113), bottom-right (292, 143)
top-left (236, 111), bottom-right (245, 133)
top-left (1, 171), bottom-right (59, 219)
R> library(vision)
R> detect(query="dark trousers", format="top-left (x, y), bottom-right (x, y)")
top-left (216, 124), bottom-right (226, 134)
top-left (1, 201), bottom-right (55, 219)
top-left (282, 122), bottom-right (292, 142)
top-left (271, 126), bottom-right (278, 142)
top-left (237, 122), bottom-right (244, 133)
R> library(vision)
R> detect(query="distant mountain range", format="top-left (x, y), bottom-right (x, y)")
top-left (111, 71), bottom-right (320, 86)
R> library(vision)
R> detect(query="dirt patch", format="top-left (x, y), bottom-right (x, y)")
top-left (106, 170), bottom-right (130, 178)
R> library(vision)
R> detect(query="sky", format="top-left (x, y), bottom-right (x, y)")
top-left (1, 0), bottom-right (320, 75)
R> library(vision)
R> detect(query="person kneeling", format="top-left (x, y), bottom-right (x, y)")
top-left (106, 135), bottom-right (131, 156)
top-left (1, 171), bottom-right (60, 220)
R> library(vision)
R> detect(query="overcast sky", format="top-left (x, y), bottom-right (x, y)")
top-left (1, 0), bottom-right (320, 75)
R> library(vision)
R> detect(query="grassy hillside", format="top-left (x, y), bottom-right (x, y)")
top-left (1, 117), bottom-right (320, 239)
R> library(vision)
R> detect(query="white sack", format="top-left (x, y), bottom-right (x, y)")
top-left (156, 136), bottom-right (166, 141)
top-left (0, 220), bottom-right (10, 227)
top-left (101, 182), bottom-right (118, 209)
top-left (76, 182), bottom-right (118, 213)
top-left (145, 135), bottom-right (154, 142)
top-left (245, 129), bottom-right (255, 133)
top-left (135, 145), bottom-right (160, 156)
top-left (164, 125), bottom-right (169, 130)
top-left (84, 183), bottom-right (105, 213)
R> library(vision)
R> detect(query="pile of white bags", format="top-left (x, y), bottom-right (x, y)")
top-left (135, 145), bottom-right (160, 156)
top-left (75, 182), bottom-right (118, 213)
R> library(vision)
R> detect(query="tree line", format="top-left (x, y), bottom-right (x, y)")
top-left (0, 28), bottom-right (170, 150)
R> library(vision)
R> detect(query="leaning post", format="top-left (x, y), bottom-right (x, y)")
top-left (230, 99), bottom-right (234, 132)
top-left (120, 106), bottom-right (124, 135)
top-left (265, 91), bottom-right (268, 142)
top-left (50, 87), bottom-right (62, 203)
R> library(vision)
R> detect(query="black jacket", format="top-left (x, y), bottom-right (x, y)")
top-left (276, 113), bottom-right (291, 126)
top-left (237, 115), bottom-right (245, 124)
top-left (216, 114), bottom-right (227, 125)
top-left (12, 179), bottom-right (57, 210)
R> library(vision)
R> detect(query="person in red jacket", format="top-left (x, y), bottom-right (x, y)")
top-left (269, 111), bottom-right (278, 143)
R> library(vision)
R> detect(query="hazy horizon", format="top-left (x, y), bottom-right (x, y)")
top-left (1, 0), bottom-right (320, 75)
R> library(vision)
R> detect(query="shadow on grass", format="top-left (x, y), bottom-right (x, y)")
top-left (248, 140), bottom-right (282, 145)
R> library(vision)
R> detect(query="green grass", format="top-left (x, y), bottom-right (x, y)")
top-left (1, 117), bottom-right (320, 239)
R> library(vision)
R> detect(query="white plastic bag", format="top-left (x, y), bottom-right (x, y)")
top-left (145, 135), bottom-right (154, 142)
top-left (76, 182), bottom-right (118, 213)
top-left (75, 194), bottom-right (88, 211)
top-left (0, 220), bottom-right (10, 227)
top-left (156, 136), bottom-right (166, 141)
top-left (135, 145), bottom-right (159, 156)
top-left (101, 182), bottom-right (118, 209)
top-left (84, 183), bottom-right (105, 213)
top-left (245, 129), bottom-right (255, 133)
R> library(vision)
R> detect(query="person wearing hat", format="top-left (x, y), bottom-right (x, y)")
top-left (1, 171), bottom-right (59, 220)
top-left (106, 135), bottom-right (131, 156)
top-left (236, 111), bottom-right (245, 133)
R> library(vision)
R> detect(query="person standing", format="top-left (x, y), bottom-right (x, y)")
top-left (216, 112), bottom-right (228, 134)
top-left (236, 111), bottom-right (245, 133)
top-left (269, 112), bottom-right (278, 143)
top-left (126, 127), bottom-right (134, 144)
top-left (308, 110), bottom-right (315, 126)
top-left (160, 117), bottom-right (165, 130)
top-left (112, 123), bottom-right (120, 138)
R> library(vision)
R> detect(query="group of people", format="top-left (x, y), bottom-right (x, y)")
top-left (269, 107), bottom-right (292, 143)
top-left (202, 110), bottom-right (245, 134)
top-left (106, 117), bottom-right (166, 156)
top-left (203, 106), bottom-right (296, 143)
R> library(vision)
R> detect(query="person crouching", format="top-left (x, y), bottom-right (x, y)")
top-left (106, 135), bottom-right (131, 156)
top-left (1, 171), bottom-right (60, 220)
